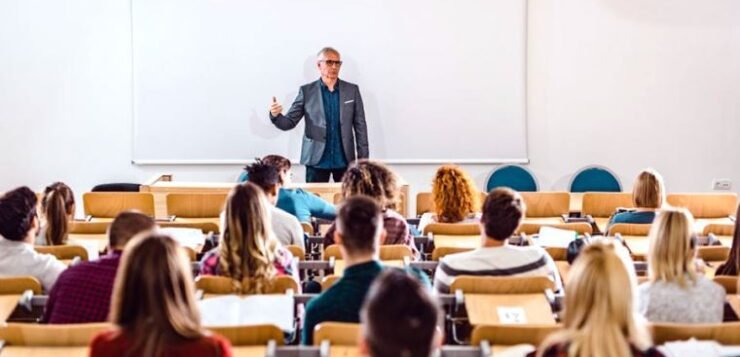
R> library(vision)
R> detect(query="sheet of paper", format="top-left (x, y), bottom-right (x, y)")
top-left (535, 226), bottom-right (577, 248)
top-left (199, 294), bottom-right (294, 332)
top-left (160, 227), bottom-right (205, 248)
top-left (497, 306), bottom-right (527, 324)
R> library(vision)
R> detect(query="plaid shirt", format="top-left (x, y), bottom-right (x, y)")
top-left (42, 251), bottom-right (122, 324)
top-left (323, 209), bottom-right (413, 247)
top-left (530, 343), bottom-right (665, 357)
top-left (199, 246), bottom-right (294, 277)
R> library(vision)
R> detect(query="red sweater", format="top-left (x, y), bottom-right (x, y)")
top-left (89, 330), bottom-right (233, 357)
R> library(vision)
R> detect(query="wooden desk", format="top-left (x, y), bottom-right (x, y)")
top-left (432, 235), bottom-right (480, 249)
top-left (329, 346), bottom-right (360, 357)
top-left (464, 294), bottom-right (556, 325)
top-left (333, 260), bottom-right (404, 276)
top-left (555, 261), bottom-right (571, 283)
top-left (141, 174), bottom-right (410, 217)
top-left (622, 236), bottom-right (649, 261)
top-left (0, 295), bottom-right (20, 323)
top-left (231, 346), bottom-right (268, 357)
top-left (569, 193), bottom-right (583, 213)
top-left (0, 347), bottom-right (89, 357)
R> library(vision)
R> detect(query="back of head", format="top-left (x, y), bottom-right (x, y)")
top-left (336, 195), bottom-right (382, 257)
top-left (0, 186), bottom-right (38, 242)
top-left (341, 160), bottom-right (398, 210)
top-left (361, 269), bottom-right (441, 357)
top-left (219, 182), bottom-right (277, 293)
top-left (246, 160), bottom-right (281, 193)
top-left (432, 165), bottom-right (479, 222)
top-left (108, 211), bottom-right (157, 250)
top-left (110, 233), bottom-right (203, 356)
top-left (540, 241), bottom-right (648, 357)
top-left (481, 188), bottom-right (525, 241)
top-left (647, 208), bottom-right (697, 287)
top-left (632, 169), bottom-right (664, 209)
top-left (41, 182), bottom-right (75, 245)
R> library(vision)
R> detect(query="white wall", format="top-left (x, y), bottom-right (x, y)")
top-left (1, 0), bottom-right (739, 216)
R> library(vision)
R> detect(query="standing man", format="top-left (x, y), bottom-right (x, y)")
top-left (269, 47), bottom-right (369, 183)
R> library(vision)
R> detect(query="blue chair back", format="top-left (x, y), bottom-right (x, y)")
top-left (486, 165), bottom-right (538, 192)
top-left (569, 166), bottom-right (621, 192)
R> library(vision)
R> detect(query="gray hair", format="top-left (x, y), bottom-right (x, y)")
top-left (317, 47), bottom-right (340, 59)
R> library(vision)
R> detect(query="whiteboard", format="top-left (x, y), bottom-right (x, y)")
top-left (132, 0), bottom-right (528, 164)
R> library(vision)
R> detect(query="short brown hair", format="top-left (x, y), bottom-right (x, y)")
top-left (336, 195), bottom-right (382, 256)
top-left (632, 169), bottom-right (664, 209)
top-left (108, 211), bottom-right (156, 249)
top-left (481, 188), bottom-right (525, 240)
top-left (262, 155), bottom-right (291, 172)
top-left (362, 269), bottom-right (441, 357)
top-left (0, 186), bottom-right (38, 242)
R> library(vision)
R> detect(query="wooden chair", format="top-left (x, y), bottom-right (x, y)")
top-left (320, 275), bottom-right (341, 291)
top-left (35, 245), bottom-right (89, 261)
top-left (666, 193), bottom-right (737, 219)
top-left (0, 276), bottom-right (42, 295)
top-left (520, 192), bottom-right (570, 218)
top-left (313, 322), bottom-right (360, 346)
top-left (608, 223), bottom-right (651, 260)
top-left (286, 245), bottom-right (306, 261)
top-left (544, 246), bottom-right (567, 261)
top-left (300, 222), bottom-right (314, 235)
top-left (323, 244), bottom-right (413, 261)
top-left (195, 275), bottom-right (298, 295)
top-left (712, 276), bottom-right (739, 294)
top-left (450, 276), bottom-right (554, 295)
top-left (471, 324), bottom-right (562, 346)
top-left (83, 192), bottom-right (156, 219)
top-left (207, 324), bottom-right (283, 346)
top-left (416, 192), bottom-right (487, 217)
top-left (702, 223), bottom-right (735, 237)
top-left (68, 221), bottom-right (110, 234)
top-left (650, 322), bottom-right (740, 345)
top-left (697, 246), bottom-right (729, 262)
top-left (432, 247), bottom-right (473, 261)
top-left (423, 223), bottom-right (479, 236)
top-left (581, 192), bottom-right (634, 218)
top-left (0, 322), bottom-right (111, 346)
top-left (166, 193), bottom-right (226, 219)
top-left (159, 221), bottom-right (220, 234)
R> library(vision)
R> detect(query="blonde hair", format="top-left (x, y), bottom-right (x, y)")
top-left (432, 165), bottom-right (479, 222)
top-left (647, 208), bottom-right (697, 288)
top-left (538, 241), bottom-right (650, 357)
top-left (219, 182), bottom-right (279, 294)
top-left (109, 233), bottom-right (204, 357)
top-left (632, 169), bottom-right (664, 209)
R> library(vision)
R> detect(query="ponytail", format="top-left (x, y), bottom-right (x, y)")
top-left (42, 182), bottom-right (75, 245)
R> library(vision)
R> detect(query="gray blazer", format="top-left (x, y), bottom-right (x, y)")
top-left (270, 79), bottom-right (369, 166)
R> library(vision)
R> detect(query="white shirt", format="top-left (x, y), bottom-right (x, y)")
top-left (271, 206), bottom-right (305, 250)
top-left (0, 236), bottom-right (67, 292)
top-left (433, 244), bottom-right (563, 294)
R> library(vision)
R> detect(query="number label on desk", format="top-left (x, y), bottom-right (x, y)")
top-left (497, 307), bottom-right (527, 324)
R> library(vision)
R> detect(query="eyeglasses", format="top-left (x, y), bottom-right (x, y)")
top-left (320, 60), bottom-right (343, 67)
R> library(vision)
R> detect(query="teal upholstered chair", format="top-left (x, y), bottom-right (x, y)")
top-left (569, 166), bottom-right (622, 192)
top-left (486, 165), bottom-right (538, 192)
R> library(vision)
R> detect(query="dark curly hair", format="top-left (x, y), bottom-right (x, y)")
top-left (341, 160), bottom-right (398, 211)
top-left (0, 186), bottom-right (38, 241)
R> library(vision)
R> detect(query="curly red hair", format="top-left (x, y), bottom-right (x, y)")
top-left (432, 165), bottom-right (480, 222)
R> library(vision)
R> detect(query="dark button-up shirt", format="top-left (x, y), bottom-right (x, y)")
top-left (315, 79), bottom-right (347, 169)
top-left (42, 251), bottom-right (123, 324)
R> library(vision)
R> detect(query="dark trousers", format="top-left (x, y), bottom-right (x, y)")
top-left (305, 166), bottom-right (346, 183)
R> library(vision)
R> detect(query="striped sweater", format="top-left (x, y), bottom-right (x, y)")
top-left (433, 245), bottom-right (562, 293)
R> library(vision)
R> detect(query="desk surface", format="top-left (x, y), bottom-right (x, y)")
top-left (0, 294), bottom-right (20, 323)
top-left (329, 346), bottom-right (360, 357)
top-left (231, 346), bottom-right (268, 357)
top-left (0, 347), bottom-right (89, 357)
top-left (433, 235), bottom-right (480, 249)
top-left (465, 293), bottom-right (556, 326)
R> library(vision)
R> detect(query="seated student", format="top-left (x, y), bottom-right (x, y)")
top-left (434, 188), bottom-right (562, 294)
top-left (246, 160), bottom-right (304, 249)
top-left (303, 196), bottom-right (428, 344)
top-left (607, 169), bottom-right (665, 232)
top-left (715, 203), bottom-right (740, 276)
top-left (42, 211), bottom-right (156, 323)
top-left (323, 160), bottom-right (413, 249)
top-left (261, 154), bottom-right (337, 223)
top-left (418, 165), bottom-right (480, 233)
top-left (637, 208), bottom-right (725, 323)
top-left (90, 233), bottom-right (233, 357)
top-left (532, 241), bottom-right (662, 357)
top-left (36, 182), bottom-right (75, 246)
top-left (199, 182), bottom-right (298, 293)
top-left (359, 269), bottom-right (442, 357)
top-left (0, 186), bottom-right (66, 291)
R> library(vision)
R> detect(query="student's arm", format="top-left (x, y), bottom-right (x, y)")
top-left (289, 217), bottom-right (306, 251)
top-left (301, 300), bottom-right (320, 345)
top-left (270, 88), bottom-right (306, 130)
top-left (432, 260), bottom-right (452, 294)
top-left (303, 191), bottom-right (337, 221)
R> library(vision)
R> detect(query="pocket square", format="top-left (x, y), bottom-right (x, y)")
top-left (344, 100), bottom-right (355, 104)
